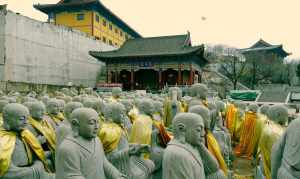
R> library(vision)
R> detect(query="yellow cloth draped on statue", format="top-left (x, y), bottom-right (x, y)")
top-left (98, 122), bottom-right (123, 153)
top-left (225, 104), bottom-right (237, 136)
top-left (48, 112), bottom-right (65, 125)
top-left (109, 96), bottom-right (120, 103)
top-left (233, 109), bottom-right (244, 142)
top-left (128, 106), bottom-right (139, 123)
top-left (235, 111), bottom-right (257, 158)
top-left (181, 101), bottom-right (188, 112)
top-left (0, 129), bottom-right (49, 176)
top-left (152, 120), bottom-right (172, 147)
top-left (163, 98), bottom-right (184, 128)
top-left (129, 114), bottom-right (153, 145)
top-left (207, 131), bottom-right (228, 175)
top-left (249, 114), bottom-right (267, 158)
top-left (28, 117), bottom-right (56, 151)
top-left (259, 121), bottom-right (285, 179)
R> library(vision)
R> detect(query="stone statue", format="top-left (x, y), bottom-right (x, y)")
top-left (163, 87), bottom-right (184, 128)
top-left (235, 103), bottom-right (259, 158)
top-left (26, 101), bottom-right (56, 171)
top-left (56, 107), bottom-right (126, 179)
top-left (188, 105), bottom-right (227, 178)
top-left (99, 102), bottom-right (155, 179)
top-left (189, 83), bottom-right (209, 107)
top-left (258, 104), bottom-right (288, 179)
top-left (111, 87), bottom-right (122, 102)
top-left (271, 117), bottom-right (300, 179)
top-left (55, 101), bottom-right (83, 146)
top-left (0, 103), bottom-right (54, 179)
top-left (46, 99), bottom-right (64, 128)
top-left (163, 112), bottom-right (209, 179)
top-left (259, 104), bottom-right (270, 116)
top-left (0, 99), bottom-right (9, 127)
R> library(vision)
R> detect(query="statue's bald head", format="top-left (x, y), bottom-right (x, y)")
top-left (188, 105), bottom-right (210, 129)
top-left (190, 83), bottom-right (208, 99)
top-left (30, 101), bottom-right (46, 120)
top-left (47, 99), bottom-right (60, 115)
top-left (267, 104), bottom-right (288, 125)
top-left (3, 103), bottom-right (29, 132)
top-left (248, 104), bottom-right (259, 113)
top-left (64, 102), bottom-right (83, 121)
top-left (172, 112), bottom-right (205, 146)
top-left (0, 100), bottom-right (9, 113)
top-left (70, 108), bottom-right (99, 140)
top-left (112, 87), bottom-right (122, 98)
top-left (259, 104), bottom-right (270, 116)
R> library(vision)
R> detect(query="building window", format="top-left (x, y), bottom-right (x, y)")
top-left (120, 31), bottom-right (123, 37)
top-left (109, 40), bottom-right (113, 45)
top-left (103, 19), bottom-right (107, 26)
top-left (77, 13), bottom-right (84, 21)
top-left (95, 15), bottom-right (99, 22)
top-left (102, 36), bottom-right (106, 43)
top-left (109, 24), bottom-right (113, 31)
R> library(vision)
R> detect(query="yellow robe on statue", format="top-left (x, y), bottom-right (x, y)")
top-left (98, 122), bottom-right (124, 153)
top-left (129, 114), bottom-right (153, 145)
top-left (0, 129), bottom-right (49, 176)
top-left (235, 111), bottom-right (257, 158)
top-left (48, 112), bottom-right (65, 125)
top-left (28, 117), bottom-right (56, 152)
top-left (0, 113), bottom-right (3, 127)
top-left (259, 120), bottom-right (285, 179)
top-left (128, 106), bottom-right (139, 123)
top-left (225, 104), bottom-right (237, 136)
top-left (233, 109), bottom-right (245, 142)
top-left (207, 131), bottom-right (228, 176)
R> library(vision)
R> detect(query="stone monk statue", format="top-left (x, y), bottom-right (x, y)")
top-left (56, 107), bottom-right (126, 179)
top-left (163, 112), bottom-right (207, 179)
top-left (0, 103), bottom-right (54, 179)
top-left (271, 118), bottom-right (300, 179)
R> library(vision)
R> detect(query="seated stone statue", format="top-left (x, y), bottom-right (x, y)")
top-left (56, 107), bottom-right (126, 179)
top-left (163, 87), bottom-right (184, 128)
top-left (0, 103), bottom-right (54, 179)
top-left (188, 83), bottom-right (209, 108)
top-left (235, 103), bottom-right (259, 158)
top-left (55, 101), bottom-right (83, 146)
top-left (163, 112), bottom-right (215, 179)
top-left (258, 104), bottom-right (288, 179)
top-left (99, 102), bottom-right (155, 179)
top-left (26, 101), bottom-right (56, 171)
top-left (271, 117), bottom-right (300, 179)
top-left (46, 99), bottom-right (64, 128)
top-left (189, 105), bottom-right (227, 178)
top-left (110, 87), bottom-right (122, 102)
top-left (0, 99), bottom-right (9, 127)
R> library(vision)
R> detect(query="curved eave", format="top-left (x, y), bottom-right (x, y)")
top-left (240, 45), bottom-right (290, 58)
top-left (89, 46), bottom-right (205, 62)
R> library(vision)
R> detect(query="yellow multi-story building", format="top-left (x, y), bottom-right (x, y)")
top-left (34, 0), bottom-right (141, 47)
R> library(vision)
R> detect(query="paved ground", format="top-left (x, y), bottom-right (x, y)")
top-left (233, 157), bottom-right (255, 179)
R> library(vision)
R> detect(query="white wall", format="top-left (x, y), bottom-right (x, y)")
top-left (0, 9), bottom-right (114, 87)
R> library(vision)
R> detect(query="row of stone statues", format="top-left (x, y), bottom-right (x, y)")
top-left (0, 84), bottom-right (299, 179)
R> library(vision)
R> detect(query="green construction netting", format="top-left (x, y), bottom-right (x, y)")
top-left (230, 90), bottom-right (259, 101)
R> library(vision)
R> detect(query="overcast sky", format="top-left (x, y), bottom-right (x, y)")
top-left (2, 0), bottom-right (299, 58)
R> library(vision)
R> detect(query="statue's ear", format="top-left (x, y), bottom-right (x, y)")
top-left (177, 122), bottom-right (186, 132)
top-left (71, 118), bottom-right (79, 136)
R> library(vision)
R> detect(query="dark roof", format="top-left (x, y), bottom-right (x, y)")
top-left (257, 90), bottom-right (290, 103)
top-left (240, 39), bottom-right (291, 58)
top-left (33, 0), bottom-right (141, 38)
top-left (90, 34), bottom-right (205, 60)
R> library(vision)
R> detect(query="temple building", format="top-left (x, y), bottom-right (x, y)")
top-left (90, 33), bottom-right (208, 90)
top-left (240, 39), bottom-right (291, 61)
top-left (34, 0), bottom-right (141, 47)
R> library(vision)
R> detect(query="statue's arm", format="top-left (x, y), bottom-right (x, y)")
top-left (103, 156), bottom-right (126, 179)
top-left (198, 143), bottom-right (219, 175)
top-left (271, 131), bottom-right (287, 179)
top-left (56, 145), bottom-right (85, 179)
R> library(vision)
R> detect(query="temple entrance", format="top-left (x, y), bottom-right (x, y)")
top-left (162, 69), bottom-right (178, 86)
top-left (135, 69), bottom-right (158, 90)
top-left (119, 70), bottom-right (131, 90)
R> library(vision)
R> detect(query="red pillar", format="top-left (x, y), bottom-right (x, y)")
top-left (131, 69), bottom-right (134, 90)
top-left (189, 65), bottom-right (194, 85)
top-left (115, 71), bottom-right (118, 83)
top-left (178, 64), bottom-right (182, 85)
top-left (159, 69), bottom-right (162, 89)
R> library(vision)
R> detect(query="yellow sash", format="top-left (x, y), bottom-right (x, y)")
top-left (225, 104), bottom-right (237, 136)
top-left (48, 112), bottom-right (65, 125)
top-left (0, 129), bottom-right (49, 176)
top-left (128, 106), bottom-right (139, 123)
top-left (129, 114), bottom-right (153, 145)
top-left (28, 117), bottom-right (56, 151)
top-left (207, 131), bottom-right (228, 175)
top-left (235, 111), bottom-right (257, 158)
top-left (259, 121), bottom-right (285, 179)
top-left (98, 122), bottom-right (123, 153)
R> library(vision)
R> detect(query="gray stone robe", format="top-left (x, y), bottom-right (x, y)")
top-left (162, 139), bottom-right (205, 179)
top-left (56, 136), bottom-right (123, 179)
top-left (272, 119), bottom-right (300, 179)
top-left (1, 137), bottom-right (54, 179)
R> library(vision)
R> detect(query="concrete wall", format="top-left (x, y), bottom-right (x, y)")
top-left (0, 8), bottom-right (114, 88)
